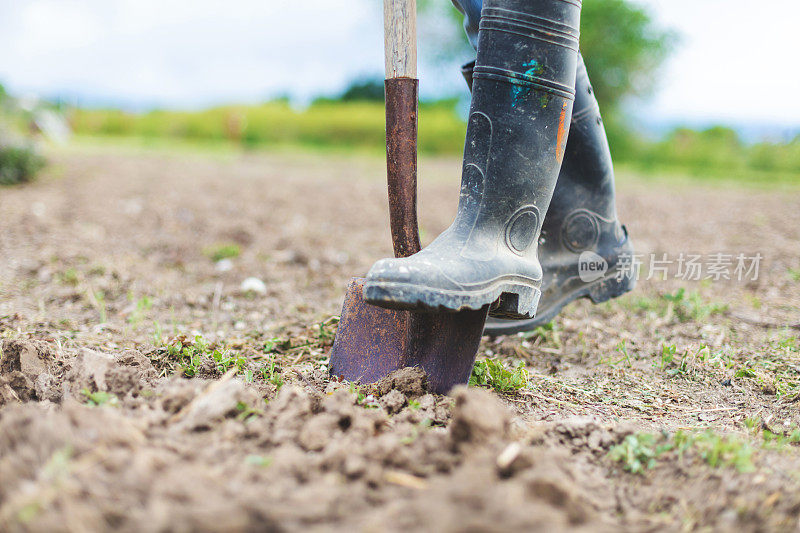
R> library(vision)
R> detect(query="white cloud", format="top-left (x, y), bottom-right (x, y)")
top-left (632, 0), bottom-right (800, 126)
top-left (0, 0), bottom-right (797, 128)
top-left (0, 0), bottom-right (385, 107)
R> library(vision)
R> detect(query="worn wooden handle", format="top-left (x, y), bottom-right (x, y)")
top-left (384, 0), bottom-right (417, 79)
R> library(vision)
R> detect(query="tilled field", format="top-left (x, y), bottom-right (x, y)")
top-left (1, 146), bottom-right (799, 531)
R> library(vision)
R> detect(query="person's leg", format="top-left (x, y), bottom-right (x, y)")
top-left (364, 0), bottom-right (582, 318)
top-left (484, 53), bottom-right (635, 333)
top-left (453, 0), bottom-right (635, 333)
top-left (450, 0), bottom-right (481, 49)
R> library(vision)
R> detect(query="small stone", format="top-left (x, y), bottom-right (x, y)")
top-left (240, 277), bottom-right (267, 295)
top-left (215, 258), bottom-right (234, 272)
top-left (496, 442), bottom-right (522, 470)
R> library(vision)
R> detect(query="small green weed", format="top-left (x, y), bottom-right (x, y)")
top-left (263, 337), bottom-right (292, 354)
top-left (788, 268), bottom-right (800, 282)
top-left (526, 320), bottom-right (562, 348)
top-left (470, 358), bottom-right (529, 392)
top-left (163, 335), bottom-right (242, 377)
top-left (742, 417), bottom-right (800, 449)
top-left (260, 358), bottom-right (283, 390)
top-left (244, 455), bottom-right (272, 467)
top-left (313, 317), bottom-right (338, 347)
top-left (658, 343), bottom-right (678, 370)
top-left (609, 430), bottom-right (755, 474)
top-left (663, 288), bottom-right (728, 322)
top-left (236, 401), bottom-right (263, 422)
top-left (608, 433), bottom-right (670, 474)
top-left (57, 268), bottom-right (79, 286)
top-left (86, 289), bottom-right (107, 323)
top-left (81, 389), bottom-right (119, 407)
top-left (203, 243), bottom-right (241, 262)
top-left (348, 382), bottom-right (379, 408)
top-left (656, 344), bottom-right (738, 379)
top-left (614, 341), bottom-right (633, 367)
top-left (152, 321), bottom-right (164, 347)
top-left (777, 334), bottom-right (799, 353)
top-left (684, 430), bottom-right (754, 471)
top-left (127, 294), bottom-right (152, 327)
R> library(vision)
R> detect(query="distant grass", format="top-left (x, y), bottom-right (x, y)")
top-left (621, 288), bottom-right (728, 323)
top-left (69, 100), bottom-right (467, 156)
top-left (652, 333), bottom-right (800, 398)
top-left (67, 102), bottom-right (800, 187)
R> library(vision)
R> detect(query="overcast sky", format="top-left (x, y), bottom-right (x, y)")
top-left (0, 0), bottom-right (798, 132)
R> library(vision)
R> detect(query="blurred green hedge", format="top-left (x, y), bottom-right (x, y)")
top-left (70, 100), bottom-right (466, 155)
top-left (0, 143), bottom-right (46, 186)
top-left (69, 102), bottom-right (800, 183)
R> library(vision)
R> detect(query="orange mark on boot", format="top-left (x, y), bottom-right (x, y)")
top-left (556, 101), bottom-right (568, 163)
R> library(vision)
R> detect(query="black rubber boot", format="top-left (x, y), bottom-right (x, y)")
top-left (467, 55), bottom-right (636, 334)
top-left (364, 0), bottom-right (582, 319)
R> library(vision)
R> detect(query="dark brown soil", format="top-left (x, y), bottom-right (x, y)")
top-left (1, 145), bottom-right (799, 531)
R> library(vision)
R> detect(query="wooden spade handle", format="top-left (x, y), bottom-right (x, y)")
top-left (383, 0), bottom-right (420, 258)
top-left (384, 0), bottom-right (417, 79)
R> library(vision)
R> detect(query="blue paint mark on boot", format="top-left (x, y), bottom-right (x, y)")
top-left (511, 60), bottom-right (545, 108)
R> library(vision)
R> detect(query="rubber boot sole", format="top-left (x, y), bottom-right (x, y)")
top-left (363, 278), bottom-right (542, 319)
top-left (483, 269), bottom-right (635, 335)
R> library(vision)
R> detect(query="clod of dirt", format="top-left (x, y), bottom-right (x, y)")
top-left (34, 372), bottom-right (61, 403)
top-left (549, 417), bottom-right (633, 455)
top-left (0, 339), bottom-right (54, 378)
top-left (449, 386), bottom-right (510, 446)
top-left (172, 377), bottom-right (255, 431)
top-left (115, 349), bottom-right (156, 376)
top-left (380, 389), bottom-right (406, 414)
top-left (393, 393), bottom-right (451, 426)
top-left (0, 340), bottom-right (60, 404)
top-left (66, 348), bottom-right (115, 394)
top-left (297, 390), bottom-right (384, 452)
top-left (105, 366), bottom-right (144, 397)
top-left (105, 349), bottom-right (156, 397)
top-left (160, 379), bottom-right (203, 414)
top-left (0, 372), bottom-right (32, 404)
top-left (371, 367), bottom-right (429, 399)
top-left (525, 468), bottom-right (594, 525)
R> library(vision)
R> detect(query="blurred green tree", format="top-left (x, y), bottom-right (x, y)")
top-left (339, 78), bottom-right (385, 102)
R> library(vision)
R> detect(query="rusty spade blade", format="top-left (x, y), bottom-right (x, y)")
top-left (329, 68), bottom-right (489, 394)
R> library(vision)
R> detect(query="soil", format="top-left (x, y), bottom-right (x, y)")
top-left (1, 145), bottom-right (799, 531)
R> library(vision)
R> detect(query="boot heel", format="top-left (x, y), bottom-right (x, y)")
top-left (491, 285), bottom-right (542, 319)
top-left (588, 271), bottom-right (636, 304)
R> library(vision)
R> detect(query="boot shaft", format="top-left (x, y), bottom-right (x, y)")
top-left (455, 0), bottom-right (582, 259)
top-left (551, 54), bottom-right (618, 223)
top-left (461, 53), bottom-right (619, 228)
